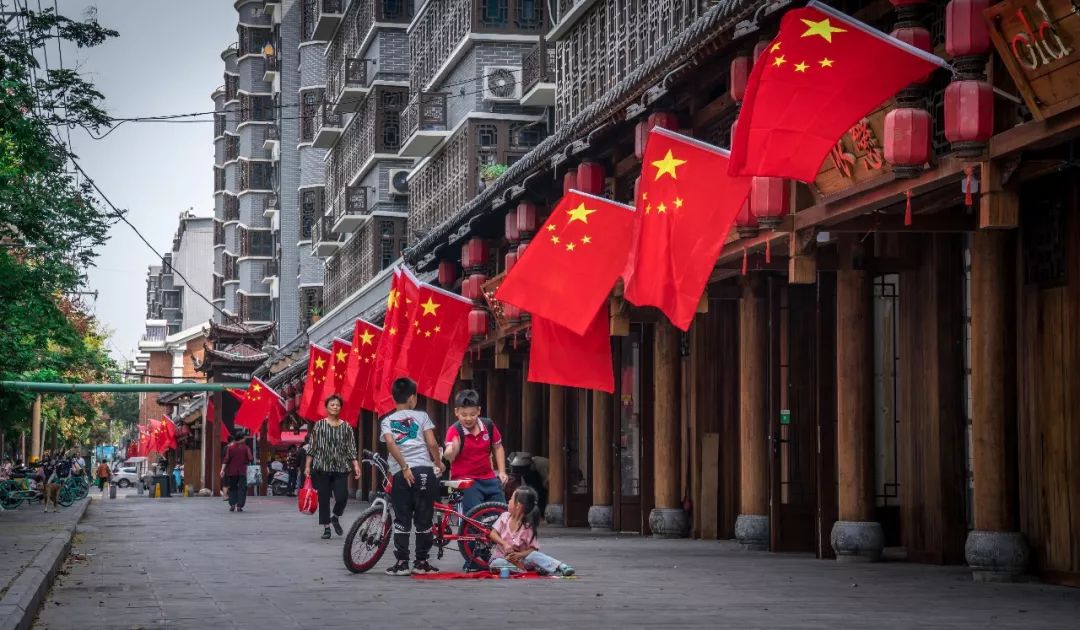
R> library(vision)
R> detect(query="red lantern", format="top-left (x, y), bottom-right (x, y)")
top-left (468, 309), bottom-right (489, 339)
top-left (577, 161), bottom-right (605, 195)
top-left (516, 242), bottom-right (528, 259)
top-left (461, 273), bottom-right (487, 301)
top-left (562, 171), bottom-right (576, 195)
top-left (735, 200), bottom-right (758, 239)
top-left (437, 260), bottom-right (457, 288)
top-left (730, 55), bottom-right (750, 102)
top-left (890, 25), bottom-right (932, 84)
top-left (945, 79), bottom-right (993, 157)
top-left (945, 0), bottom-right (990, 58)
top-left (884, 107), bottom-right (932, 177)
top-left (889, 0), bottom-right (925, 6)
top-left (635, 112), bottom-right (679, 158)
top-left (648, 111), bottom-right (678, 133)
top-left (461, 237), bottom-right (488, 271)
top-left (504, 250), bottom-right (518, 273)
top-left (749, 177), bottom-right (790, 230)
top-left (504, 211), bottom-right (520, 243)
top-left (516, 201), bottom-right (538, 237)
top-left (634, 120), bottom-right (649, 160)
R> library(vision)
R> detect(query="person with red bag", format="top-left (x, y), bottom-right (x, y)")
top-left (220, 432), bottom-right (253, 512)
top-left (305, 394), bottom-right (362, 539)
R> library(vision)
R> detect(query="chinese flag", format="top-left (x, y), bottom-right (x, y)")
top-left (234, 377), bottom-right (285, 433)
top-left (342, 319), bottom-right (382, 419)
top-left (395, 282), bottom-right (473, 404)
top-left (137, 424), bottom-right (149, 456)
top-left (161, 417), bottom-right (177, 452)
top-left (528, 305), bottom-right (614, 393)
top-left (496, 190), bottom-right (636, 336)
top-left (728, 2), bottom-right (945, 182)
top-left (624, 127), bottom-right (751, 331)
top-left (327, 338), bottom-right (353, 399)
top-left (371, 268), bottom-right (421, 413)
top-left (147, 418), bottom-right (162, 454)
top-left (298, 345), bottom-right (333, 420)
top-left (266, 403), bottom-right (285, 446)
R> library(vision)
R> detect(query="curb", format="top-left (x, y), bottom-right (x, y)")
top-left (0, 498), bottom-right (90, 630)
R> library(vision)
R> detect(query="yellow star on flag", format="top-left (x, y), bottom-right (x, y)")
top-left (566, 203), bottom-right (597, 224)
top-left (551, 235), bottom-right (560, 244)
top-left (336, 349), bottom-right (347, 363)
top-left (642, 191), bottom-right (648, 200)
top-left (794, 61), bottom-right (809, 73)
top-left (819, 57), bottom-right (834, 68)
top-left (770, 41), bottom-right (782, 53)
top-left (566, 242), bottom-right (576, 252)
top-left (424, 331), bottom-right (432, 338)
top-left (434, 325), bottom-right (441, 333)
top-left (252, 383), bottom-right (262, 393)
top-left (546, 224), bottom-right (556, 231)
top-left (674, 198), bottom-right (684, 209)
top-left (420, 297), bottom-right (440, 316)
top-left (314, 356), bottom-right (326, 370)
top-left (581, 235), bottom-right (592, 244)
top-left (651, 150), bottom-right (687, 181)
top-left (359, 329), bottom-right (374, 345)
top-left (800, 18), bottom-right (846, 43)
top-left (657, 202), bottom-right (667, 214)
top-left (389, 327), bottom-right (398, 336)
top-left (386, 288), bottom-right (399, 310)
top-left (773, 54), bottom-right (787, 67)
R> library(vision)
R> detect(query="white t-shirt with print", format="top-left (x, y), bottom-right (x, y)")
top-left (379, 410), bottom-right (435, 474)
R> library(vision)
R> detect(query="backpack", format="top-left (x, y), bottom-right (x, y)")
top-left (451, 418), bottom-right (497, 457)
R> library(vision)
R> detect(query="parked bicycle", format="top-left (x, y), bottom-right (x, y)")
top-left (0, 476), bottom-right (43, 510)
top-left (343, 449), bottom-right (507, 574)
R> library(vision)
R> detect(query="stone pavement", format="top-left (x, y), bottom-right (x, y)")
top-left (31, 496), bottom-right (1080, 630)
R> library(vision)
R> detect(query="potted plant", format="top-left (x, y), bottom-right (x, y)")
top-left (478, 163), bottom-right (508, 190)
top-left (309, 306), bottom-right (322, 324)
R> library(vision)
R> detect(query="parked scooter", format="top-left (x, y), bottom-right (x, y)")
top-left (269, 470), bottom-right (291, 496)
top-left (505, 452), bottom-right (549, 513)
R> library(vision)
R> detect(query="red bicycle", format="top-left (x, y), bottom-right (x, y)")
top-left (343, 449), bottom-right (507, 574)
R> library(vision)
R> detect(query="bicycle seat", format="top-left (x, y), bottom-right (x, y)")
top-left (441, 479), bottom-right (475, 490)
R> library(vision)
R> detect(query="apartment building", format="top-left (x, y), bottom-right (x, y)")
top-left (144, 212), bottom-right (215, 334)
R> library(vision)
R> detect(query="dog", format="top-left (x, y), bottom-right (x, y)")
top-left (43, 481), bottom-right (61, 512)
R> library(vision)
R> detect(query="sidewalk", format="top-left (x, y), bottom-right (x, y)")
top-left (0, 498), bottom-right (89, 630)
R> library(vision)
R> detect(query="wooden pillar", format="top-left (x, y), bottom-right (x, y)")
top-left (589, 391), bottom-right (613, 529)
top-left (966, 230), bottom-right (1028, 580)
top-left (545, 385), bottom-right (565, 525)
top-left (736, 277), bottom-right (769, 549)
top-left (831, 245), bottom-right (884, 561)
top-left (520, 361), bottom-right (540, 454)
top-left (649, 320), bottom-right (686, 537)
top-left (30, 394), bottom-right (42, 462)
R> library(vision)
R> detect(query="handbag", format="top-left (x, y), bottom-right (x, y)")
top-left (297, 476), bottom-right (318, 515)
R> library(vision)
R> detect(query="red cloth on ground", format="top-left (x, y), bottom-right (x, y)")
top-left (410, 571), bottom-right (547, 580)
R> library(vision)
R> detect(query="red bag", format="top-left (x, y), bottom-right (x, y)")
top-left (297, 477), bottom-right (318, 515)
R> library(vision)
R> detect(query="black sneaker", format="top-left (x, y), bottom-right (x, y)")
top-left (412, 560), bottom-right (439, 575)
top-left (385, 560), bottom-right (411, 576)
top-left (331, 516), bottom-right (343, 536)
top-left (321, 527), bottom-right (332, 540)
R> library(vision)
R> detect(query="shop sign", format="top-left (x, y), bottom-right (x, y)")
top-left (780, 409), bottom-right (791, 426)
top-left (986, 0), bottom-right (1080, 120)
top-left (812, 102), bottom-right (893, 197)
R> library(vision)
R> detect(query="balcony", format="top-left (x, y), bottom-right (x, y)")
top-left (312, 100), bottom-right (343, 149)
top-left (224, 195), bottom-right (240, 222)
top-left (332, 58), bottom-right (369, 114)
top-left (331, 185), bottom-right (369, 233)
top-left (400, 91), bottom-right (448, 157)
top-left (313, 215), bottom-right (342, 257)
top-left (521, 38), bottom-right (556, 107)
top-left (312, 0), bottom-right (344, 41)
top-left (262, 258), bottom-right (279, 284)
top-left (262, 49), bottom-right (279, 83)
top-left (264, 1), bottom-right (281, 24)
top-left (263, 193), bottom-right (279, 219)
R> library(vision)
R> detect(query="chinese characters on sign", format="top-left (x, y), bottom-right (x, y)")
top-left (828, 118), bottom-right (885, 178)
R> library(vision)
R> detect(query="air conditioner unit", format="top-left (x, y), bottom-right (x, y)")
top-left (388, 169), bottom-right (410, 196)
top-left (482, 66), bottom-right (522, 102)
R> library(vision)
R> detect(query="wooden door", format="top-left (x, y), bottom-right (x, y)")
top-left (613, 324), bottom-right (654, 533)
top-left (769, 279), bottom-right (818, 552)
top-left (565, 388), bottom-right (592, 527)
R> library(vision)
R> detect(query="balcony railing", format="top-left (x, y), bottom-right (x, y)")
top-left (213, 220), bottom-right (225, 246)
top-left (400, 91), bottom-right (448, 157)
top-left (313, 214), bottom-right (342, 257)
top-left (223, 254), bottom-right (238, 281)
top-left (313, 100), bottom-right (343, 149)
top-left (312, 0), bottom-right (344, 40)
top-left (263, 49), bottom-right (279, 83)
top-left (263, 258), bottom-right (279, 280)
top-left (331, 184), bottom-right (369, 233)
top-left (521, 37), bottom-right (556, 107)
top-left (224, 195), bottom-right (240, 222)
top-left (331, 58), bottom-right (369, 114)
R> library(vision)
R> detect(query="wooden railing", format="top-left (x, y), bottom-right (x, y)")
top-left (522, 37), bottom-right (555, 94)
top-left (403, 91), bottom-right (447, 138)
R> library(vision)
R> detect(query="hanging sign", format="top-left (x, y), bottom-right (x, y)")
top-left (780, 409), bottom-right (792, 426)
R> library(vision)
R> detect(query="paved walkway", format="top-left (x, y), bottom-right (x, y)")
top-left (32, 496), bottom-right (1080, 629)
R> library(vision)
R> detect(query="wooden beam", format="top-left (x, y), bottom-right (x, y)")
top-left (715, 216), bottom-right (793, 265)
top-left (988, 105), bottom-right (1080, 158)
top-left (789, 228), bottom-right (817, 284)
top-left (689, 94), bottom-right (735, 132)
top-left (610, 295), bottom-right (630, 337)
top-left (979, 160), bottom-right (1019, 229)
top-left (827, 211), bottom-right (976, 233)
top-left (494, 339), bottom-right (510, 370)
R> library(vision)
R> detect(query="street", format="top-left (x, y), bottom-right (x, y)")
top-left (28, 496), bottom-right (1080, 630)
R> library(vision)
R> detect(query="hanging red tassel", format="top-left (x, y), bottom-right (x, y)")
top-left (964, 167), bottom-right (974, 207)
top-left (765, 239), bottom-right (772, 264)
top-left (741, 248), bottom-right (748, 276)
top-left (904, 190), bottom-right (912, 227)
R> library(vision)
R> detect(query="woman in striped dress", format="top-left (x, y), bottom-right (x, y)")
top-left (304, 395), bottom-right (361, 539)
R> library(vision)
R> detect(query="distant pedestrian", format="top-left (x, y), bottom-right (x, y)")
top-left (95, 460), bottom-right (111, 495)
top-left (220, 432), bottom-right (253, 512)
top-left (305, 395), bottom-right (361, 540)
top-left (285, 445), bottom-right (300, 496)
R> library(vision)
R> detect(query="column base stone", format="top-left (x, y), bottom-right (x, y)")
top-left (648, 507), bottom-right (688, 538)
top-left (587, 505), bottom-right (613, 530)
top-left (735, 514), bottom-right (769, 550)
top-left (544, 503), bottom-right (564, 526)
top-left (830, 520), bottom-right (884, 562)
top-left (965, 530), bottom-right (1030, 582)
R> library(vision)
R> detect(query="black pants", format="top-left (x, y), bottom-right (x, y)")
top-left (390, 467), bottom-right (438, 562)
top-left (313, 470), bottom-right (349, 526)
top-left (287, 468), bottom-right (298, 492)
top-left (226, 475), bottom-right (247, 508)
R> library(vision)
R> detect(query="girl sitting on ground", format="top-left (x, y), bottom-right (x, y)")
top-left (487, 486), bottom-right (574, 577)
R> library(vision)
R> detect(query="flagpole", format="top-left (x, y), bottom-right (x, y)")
top-left (806, 0), bottom-right (950, 69)
top-left (566, 188), bottom-right (637, 211)
top-left (651, 126), bottom-right (732, 157)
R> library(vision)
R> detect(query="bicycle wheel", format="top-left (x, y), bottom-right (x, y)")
top-left (0, 481), bottom-right (23, 510)
top-left (57, 485), bottom-right (75, 507)
top-left (342, 505), bottom-right (392, 574)
top-left (457, 501), bottom-right (507, 570)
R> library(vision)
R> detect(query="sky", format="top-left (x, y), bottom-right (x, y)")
top-left (51, 1), bottom-right (237, 364)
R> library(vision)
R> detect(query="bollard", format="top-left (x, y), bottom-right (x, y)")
top-left (109, 483), bottom-right (116, 499)
top-left (184, 485), bottom-right (191, 497)
top-left (137, 480), bottom-right (144, 495)
top-left (154, 482), bottom-right (161, 498)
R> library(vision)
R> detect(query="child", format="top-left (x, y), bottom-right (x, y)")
top-left (380, 377), bottom-right (443, 576)
top-left (488, 486), bottom-right (574, 577)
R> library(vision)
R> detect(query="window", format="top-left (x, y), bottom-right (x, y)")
top-left (248, 296), bottom-right (273, 322)
top-left (301, 0), bottom-right (317, 41)
top-left (214, 113), bottom-right (226, 137)
top-left (243, 161), bottom-right (274, 191)
top-left (248, 230), bottom-right (274, 257)
top-left (162, 290), bottom-right (181, 309)
top-left (241, 95), bottom-right (274, 123)
top-left (300, 90), bottom-right (319, 142)
top-left (300, 188), bottom-right (322, 239)
top-left (378, 219), bottom-right (405, 270)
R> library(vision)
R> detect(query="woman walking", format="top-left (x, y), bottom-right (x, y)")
top-left (220, 432), bottom-right (253, 512)
top-left (305, 395), bottom-right (361, 539)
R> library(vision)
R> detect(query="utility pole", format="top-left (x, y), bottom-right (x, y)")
top-left (30, 394), bottom-right (42, 462)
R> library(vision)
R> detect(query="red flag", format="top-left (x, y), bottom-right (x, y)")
top-left (298, 344), bottom-right (333, 420)
top-left (394, 282), bottom-right (473, 404)
top-left (342, 319), bottom-right (382, 419)
top-left (225, 388), bottom-right (246, 403)
top-left (266, 403), bottom-right (285, 446)
top-left (161, 416), bottom-right (178, 452)
top-left (147, 418), bottom-right (162, 454)
top-left (234, 377), bottom-right (285, 433)
top-left (528, 305), bottom-right (614, 393)
top-left (728, 2), bottom-right (945, 182)
top-left (496, 190), bottom-right (636, 336)
top-left (327, 338), bottom-right (352, 400)
top-left (624, 127), bottom-right (751, 331)
top-left (372, 268), bottom-right (421, 413)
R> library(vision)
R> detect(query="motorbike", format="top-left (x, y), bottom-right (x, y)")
top-left (269, 469), bottom-right (291, 496)
top-left (505, 452), bottom-right (549, 513)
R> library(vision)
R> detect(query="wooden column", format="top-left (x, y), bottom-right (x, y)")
top-left (545, 385), bottom-right (565, 525)
top-left (589, 391), bottom-right (614, 529)
top-left (520, 361), bottom-right (540, 454)
top-left (736, 277), bottom-right (769, 549)
top-left (649, 320), bottom-right (686, 537)
top-left (30, 394), bottom-right (42, 462)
